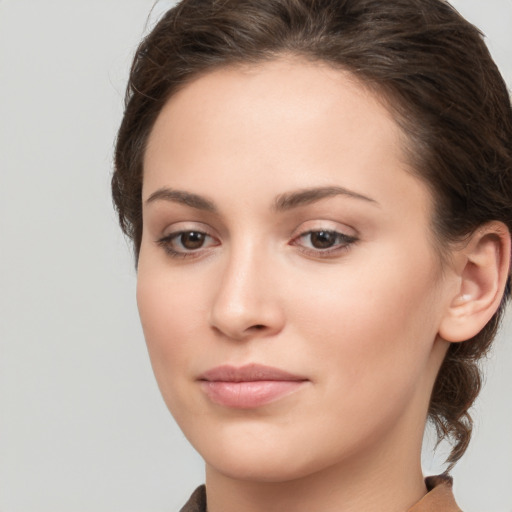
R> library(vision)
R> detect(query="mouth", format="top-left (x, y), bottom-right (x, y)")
top-left (198, 363), bottom-right (309, 409)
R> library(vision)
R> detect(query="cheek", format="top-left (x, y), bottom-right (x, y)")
top-left (266, 266), bottom-right (441, 469)
top-left (136, 265), bottom-right (207, 404)
top-left (284, 246), bottom-right (442, 407)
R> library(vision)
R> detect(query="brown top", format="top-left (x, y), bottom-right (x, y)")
top-left (179, 474), bottom-right (461, 512)
top-left (409, 475), bottom-right (462, 512)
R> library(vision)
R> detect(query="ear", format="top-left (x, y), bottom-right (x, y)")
top-left (439, 221), bottom-right (511, 343)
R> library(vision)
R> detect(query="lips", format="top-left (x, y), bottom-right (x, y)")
top-left (198, 364), bottom-right (308, 409)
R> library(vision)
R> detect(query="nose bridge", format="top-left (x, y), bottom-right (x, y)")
top-left (209, 236), bottom-right (282, 339)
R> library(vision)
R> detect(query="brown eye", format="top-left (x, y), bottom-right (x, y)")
top-left (292, 228), bottom-right (358, 257)
top-left (180, 231), bottom-right (206, 250)
top-left (157, 228), bottom-right (219, 259)
top-left (309, 231), bottom-right (337, 249)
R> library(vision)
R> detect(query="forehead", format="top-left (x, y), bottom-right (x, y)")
top-left (145, 58), bottom-right (397, 169)
top-left (143, 57), bottom-right (432, 223)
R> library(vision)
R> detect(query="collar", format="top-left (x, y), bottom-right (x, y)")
top-left (180, 474), bottom-right (462, 512)
top-left (408, 474), bottom-right (462, 511)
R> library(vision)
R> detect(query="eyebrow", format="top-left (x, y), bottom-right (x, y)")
top-left (144, 185), bottom-right (379, 212)
top-left (273, 186), bottom-right (379, 211)
top-left (145, 188), bottom-right (218, 212)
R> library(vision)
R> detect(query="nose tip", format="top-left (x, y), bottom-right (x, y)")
top-left (209, 261), bottom-right (284, 341)
top-left (210, 300), bottom-right (283, 341)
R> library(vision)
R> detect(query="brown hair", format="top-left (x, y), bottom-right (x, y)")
top-left (112, 0), bottom-right (512, 468)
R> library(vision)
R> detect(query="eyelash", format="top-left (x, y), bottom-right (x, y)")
top-left (290, 230), bottom-right (358, 258)
top-left (156, 230), bottom-right (219, 259)
top-left (156, 228), bottom-right (358, 260)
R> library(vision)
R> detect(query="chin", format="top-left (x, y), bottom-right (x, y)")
top-left (205, 450), bottom-right (318, 483)
top-left (188, 421), bottom-right (349, 484)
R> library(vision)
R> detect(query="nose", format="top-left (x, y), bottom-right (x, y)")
top-left (209, 243), bottom-right (285, 341)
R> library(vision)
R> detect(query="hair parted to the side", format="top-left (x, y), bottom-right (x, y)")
top-left (112, 0), bottom-right (512, 469)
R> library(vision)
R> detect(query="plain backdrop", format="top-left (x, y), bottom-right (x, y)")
top-left (0, 1), bottom-right (511, 511)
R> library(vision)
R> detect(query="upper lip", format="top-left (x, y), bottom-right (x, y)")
top-left (199, 364), bottom-right (307, 382)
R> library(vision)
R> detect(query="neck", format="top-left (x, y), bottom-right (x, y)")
top-left (204, 421), bottom-right (428, 512)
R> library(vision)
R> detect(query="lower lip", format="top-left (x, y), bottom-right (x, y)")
top-left (199, 380), bottom-right (306, 409)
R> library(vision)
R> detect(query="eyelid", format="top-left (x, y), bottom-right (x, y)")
top-left (159, 221), bottom-right (216, 238)
top-left (289, 219), bottom-right (358, 239)
top-left (289, 221), bottom-right (359, 258)
top-left (155, 222), bottom-right (220, 259)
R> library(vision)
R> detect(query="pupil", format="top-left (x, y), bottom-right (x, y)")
top-left (311, 231), bottom-right (335, 249)
top-left (181, 231), bottom-right (205, 249)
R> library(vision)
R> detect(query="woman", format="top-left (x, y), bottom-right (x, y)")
top-left (112, 0), bottom-right (512, 510)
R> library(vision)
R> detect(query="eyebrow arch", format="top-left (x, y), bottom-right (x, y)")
top-left (145, 185), bottom-right (379, 214)
top-left (273, 186), bottom-right (379, 211)
top-left (145, 188), bottom-right (218, 213)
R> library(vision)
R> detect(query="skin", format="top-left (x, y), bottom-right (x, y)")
top-left (137, 58), bottom-right (476, 511)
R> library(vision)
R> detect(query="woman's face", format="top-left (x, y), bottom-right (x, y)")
top-left (138, 59), bottom-right (455, 482)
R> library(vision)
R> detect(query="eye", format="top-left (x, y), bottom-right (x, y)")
top-left (157, 230), bottom-right (219, 258)
top-left (306, 230), bottom-right (341, 249)
top-left (176, 231), bottom-right (208, 250)
top-left (292, 229), bottom-right (357, 257)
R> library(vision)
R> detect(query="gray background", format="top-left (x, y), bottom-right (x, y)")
top-left (0, 1), bottom-right (510, 510)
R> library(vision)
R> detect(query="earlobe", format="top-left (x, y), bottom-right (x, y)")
top-left (439, 221), bottom-right (511, 343)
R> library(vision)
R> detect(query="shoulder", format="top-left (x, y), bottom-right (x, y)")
top-left (180, 485), bottom-right (207, 512)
